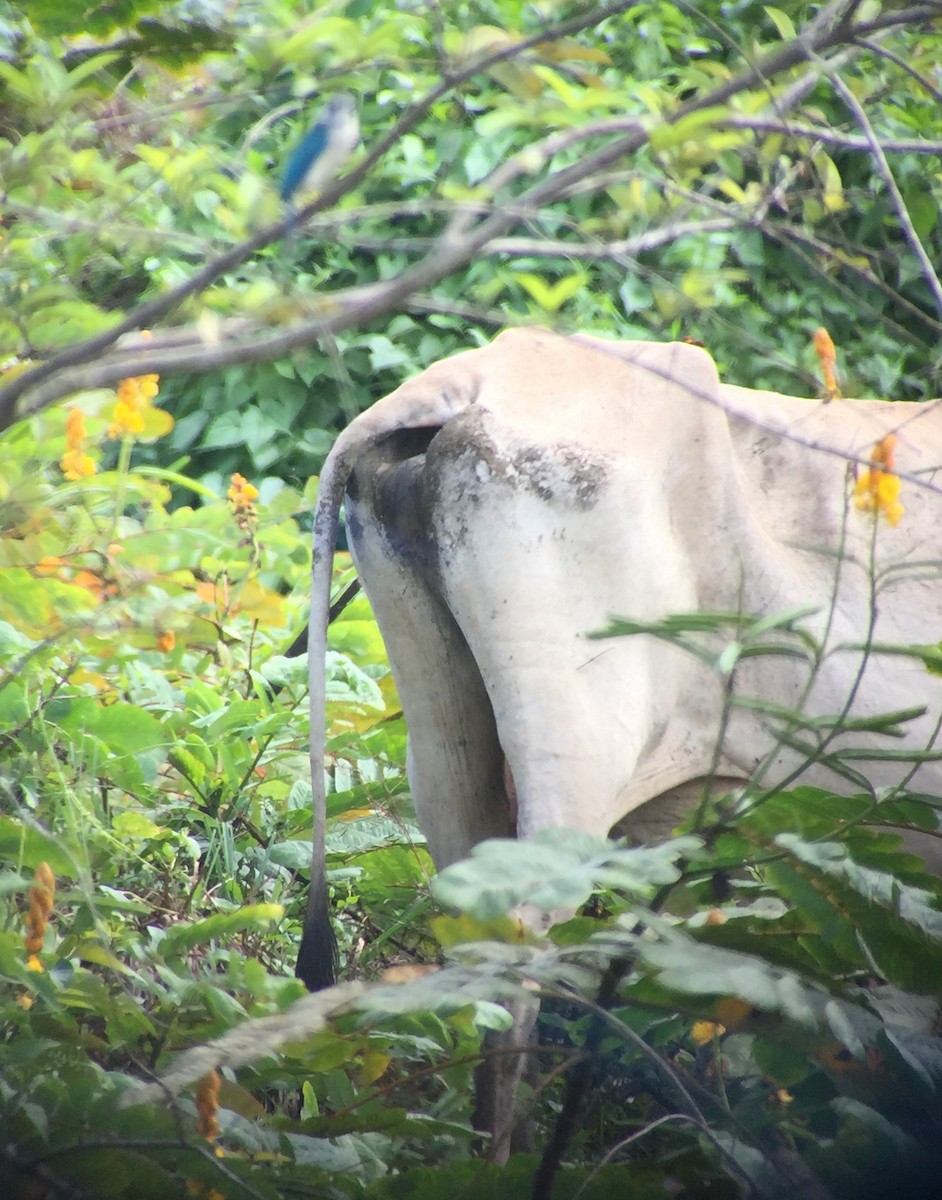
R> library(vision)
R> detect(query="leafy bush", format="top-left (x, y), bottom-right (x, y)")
top-left (0, 386), bottom-right (463, 1196)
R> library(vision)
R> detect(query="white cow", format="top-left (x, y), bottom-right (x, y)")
top-left (296, 328), bottom-right (942, 1150)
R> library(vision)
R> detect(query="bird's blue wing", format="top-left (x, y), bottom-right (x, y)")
top-left (280, 121), bottom-right (330, 201)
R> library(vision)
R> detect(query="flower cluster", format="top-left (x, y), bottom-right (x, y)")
top-left (691, 1019), bottom-right (724, 1045)
top-left (854, 433), bottom-right (904, 526)
top-left (227, 472), bottom-right (259, 510)
top-left (60, 407), bottom-right (96, 480)
top-left (108, 372), bottom-right (161, 439)
top-left (227, 471), bottom-right (260, 538)
top-left (24, 862), bottom-right (55, 969)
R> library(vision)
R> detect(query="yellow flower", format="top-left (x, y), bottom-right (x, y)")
top-left (60, 406), bottom-right (97, 479)
top-left (227, 472), bottom-right (259, 509)
top-left (854, 434), bottom-right (904, 525)
top-left (195, 1069), bottom-right (221, 1142)
top-left (24, 862), bottom-right (55, 960)
top-left (692, 1019), bottom-right (725, 1045)
top-left (109, 399), bottom-right (145, 436)
top-left (108, 374), bottom-right (161, 439)
top-left (60, 449), bottom-right (97, 479)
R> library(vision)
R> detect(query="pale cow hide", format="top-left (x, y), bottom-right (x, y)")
top-left (296, 328), bottom-right (942, 1151)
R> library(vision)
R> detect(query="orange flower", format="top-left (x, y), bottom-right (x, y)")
top-left (854, 434), bottom-right (904, 525)
top-left (65, 406), bottom-right (85, 442)
top-left (813, 327), bottom-right (840, 401)
top-left (72, 569), bottom-right (105, 598)
top-left (186, 1184), bottom-right (225, 1199)
top-left (156, 631), bottom-right (176, 653)
top-left (34, 555), bottom-right (64, 576)
top-left (712, 996), bottom-right (754, 1029)
top-left (195, 1069), bottom-right (221, 1142)
top-left (24, 862), bottom-right (56, 964)
top-left (60, 406), bottom-right (97, 479)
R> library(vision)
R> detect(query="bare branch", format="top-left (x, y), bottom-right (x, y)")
top-left (343, 219), bottom-right (739, 260)
top-left (717, 117), bottom-right (942, 155)
top-left (854, 35), bottom-right (942, 106)
top-left (826, 61), bottom-right (942, 317)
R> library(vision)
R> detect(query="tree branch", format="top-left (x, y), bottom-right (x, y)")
top-left (0, 2), bottom-right (933, 430)
top-left (0, 0), bottom-right (645, 426)
top-left (827, 61), bottom-right (942, 317)
top-left (718, 117), bottom-right (942, 154)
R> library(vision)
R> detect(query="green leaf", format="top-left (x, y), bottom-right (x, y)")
top-left (514, 271), bottom-right (588, 313)
top-left (632, 919), bottom-right (858, 1029)
top-left (0, 619), bottom-right (38, 656)
top-left (0, 816), bottom-right (81, 877)
top-left (764, 6), bottom-right (797, 39)
top-left (111, 812), bottom-right (162, 841)
top-left (160, 904), bottom-right (284, 953)
top-left (650, 106), bottom-right (728, 151)
top-left (432, 830), bottom-right (699, 919)
top-left (326, 651), bottom-right (384, 709)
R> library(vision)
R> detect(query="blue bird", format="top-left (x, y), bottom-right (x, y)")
top-left (279, 94), bottom-right (360, 205)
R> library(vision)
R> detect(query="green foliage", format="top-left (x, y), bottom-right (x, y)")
top-left (3, 2), bottom-right (942, 1196)
top-left (0, 409), bottom-right (454, 1196)
top-left (7, 396), bottom-right (940, 1200)
top-left (2, 1), bottom-right (941, 484)
top-left (432, 828), bottom-right (702, 918)
top-left (4, 401), bottom-right (942, 1195)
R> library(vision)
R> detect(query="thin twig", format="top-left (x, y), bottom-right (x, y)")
top-left (718, 116), bottom-right (942, 154)
top-left (854, 35), bottom-right (942, 106)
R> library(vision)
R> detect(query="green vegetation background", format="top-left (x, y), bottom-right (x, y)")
top-left (2, 1), bottom-right (942, 1197)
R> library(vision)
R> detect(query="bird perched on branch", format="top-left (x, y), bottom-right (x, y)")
top-left (279, 94), bottom-right (360, 206)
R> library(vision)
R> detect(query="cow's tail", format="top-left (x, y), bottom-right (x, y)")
top-left (294, 363), bottom-right (483, 990)
top-left (296, 442), bottom-right (351, 991)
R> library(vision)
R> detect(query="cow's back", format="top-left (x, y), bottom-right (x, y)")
top-left (345, 330), bottom-right (942, 862)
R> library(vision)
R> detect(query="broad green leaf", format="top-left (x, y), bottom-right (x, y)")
top-left (432, 830), bottom-right (699, 919)
top-left (764, 7), bottom-right (797, 39)
top-left (650, 106), bottom-right (728, 151)
top-left (0, 817), bottom-right (81, 877)
top-left (160, 904), bottom-right (284, 953)
top-left (111, 812), bottom-right (163, 841)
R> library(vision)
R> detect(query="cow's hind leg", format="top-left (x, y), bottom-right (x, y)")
top-left (473, 997), bottom-right (540, 1162)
